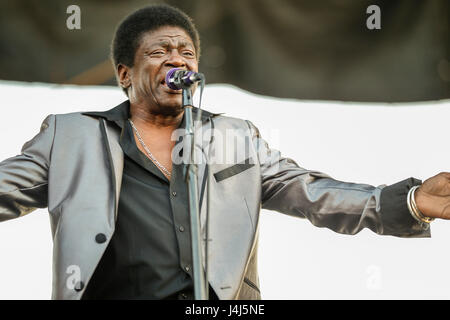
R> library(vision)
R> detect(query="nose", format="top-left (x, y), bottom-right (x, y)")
top-left (165, 50), bottom-right (186, 68)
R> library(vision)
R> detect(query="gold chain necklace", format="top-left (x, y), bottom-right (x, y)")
top-left (129, 119), bottom-right (172, 178)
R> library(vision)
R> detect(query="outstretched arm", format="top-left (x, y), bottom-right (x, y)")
top-left (246, 120), bottom-right (430, 238)
top-left (0, 114), bottom-right (55, 222)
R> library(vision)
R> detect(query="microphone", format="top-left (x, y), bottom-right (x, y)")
top-left (165, 68), bottom-right (204, 90)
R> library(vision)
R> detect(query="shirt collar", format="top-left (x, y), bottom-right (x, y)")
top-left (82, 100), bottom-right (219, 129)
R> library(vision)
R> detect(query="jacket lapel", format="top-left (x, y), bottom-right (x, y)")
top-left (100, 119), bottom-right (124, 221)
top-left (82, 100), bottom-right (219, 222)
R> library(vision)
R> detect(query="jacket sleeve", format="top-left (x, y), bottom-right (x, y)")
top-left (0, 114), bottom-right (56, 222)
top-left (246, 120), bottom-right (430, 238)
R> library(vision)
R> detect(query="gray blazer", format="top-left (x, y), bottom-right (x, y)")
top-left (0, 101), bottom-right (429, 300)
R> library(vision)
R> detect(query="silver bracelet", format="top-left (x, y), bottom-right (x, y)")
top-left (407, 185), bottom-right (434, 225)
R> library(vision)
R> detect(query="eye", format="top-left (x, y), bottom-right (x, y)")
top-left (150, 50), bottom-right (165, 56)
top-left (182, 51), bottom-right (195, 58)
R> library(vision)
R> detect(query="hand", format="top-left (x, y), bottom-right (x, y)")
top-left (415, 172), bottom-right (450, 219)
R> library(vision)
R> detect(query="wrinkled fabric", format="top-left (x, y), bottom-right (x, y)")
top-left (0, 102), bottom-right (429, 300)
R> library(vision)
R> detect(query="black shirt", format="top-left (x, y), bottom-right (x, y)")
top-left (82, 102), bottom-right (217, 300)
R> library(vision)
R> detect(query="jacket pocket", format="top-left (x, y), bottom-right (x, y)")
top-left (213, 158), bottom-right (255, 182)
top-left (243, 277), bottom-right (260, 294)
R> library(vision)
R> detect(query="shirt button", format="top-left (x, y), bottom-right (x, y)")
top-left (179, 226), bottom-right (185, 232)
top-left (172, 191), bottom-right (177, 197)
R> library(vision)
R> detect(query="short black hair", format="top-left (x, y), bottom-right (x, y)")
top-left (112, 4), bottom-right (200, 71)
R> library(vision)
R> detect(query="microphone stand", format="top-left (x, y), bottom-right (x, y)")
top-left (182, 87), bottom-right (208, 300)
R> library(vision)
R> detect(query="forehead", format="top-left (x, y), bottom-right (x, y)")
top-left (138, 26), bottom-right (194, 49)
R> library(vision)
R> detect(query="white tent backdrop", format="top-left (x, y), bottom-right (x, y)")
top-left (0, 80), bottom-right (449, 299)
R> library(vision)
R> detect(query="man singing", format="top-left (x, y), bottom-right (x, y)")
top-left (0, 4), bottom-right (449, 300)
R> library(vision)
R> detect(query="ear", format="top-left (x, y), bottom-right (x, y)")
top-left (117, 64), bottom-right (131, 90)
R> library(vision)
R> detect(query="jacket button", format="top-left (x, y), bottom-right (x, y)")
top-left (95, 233), bottom-right (107, 244)
top-left (74, 281), bottom-right (84, 292)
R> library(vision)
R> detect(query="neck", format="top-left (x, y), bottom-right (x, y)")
top-left (129, 102), bottom-right (184, 130)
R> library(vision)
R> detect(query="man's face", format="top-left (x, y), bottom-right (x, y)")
top-left (119, 26), bottom-right (198, 115)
